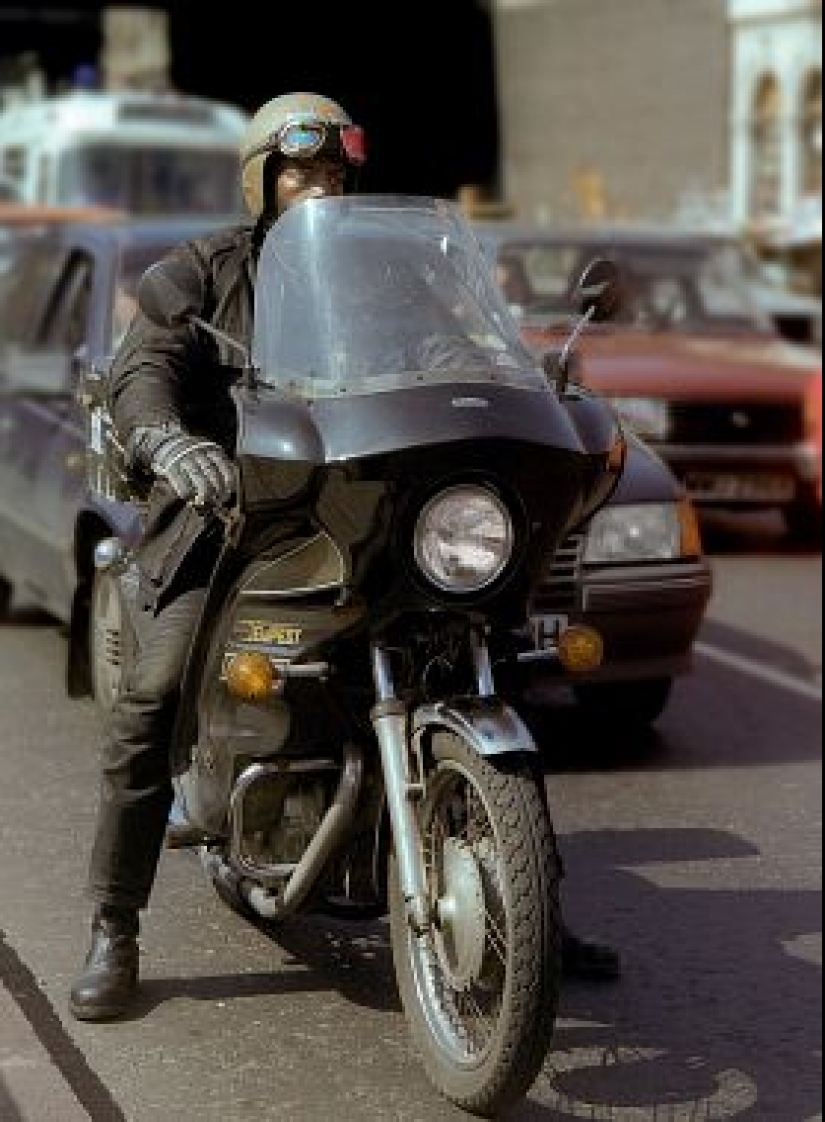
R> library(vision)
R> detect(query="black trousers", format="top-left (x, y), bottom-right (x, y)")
top-left (87, 583), bottom-right (207, 911)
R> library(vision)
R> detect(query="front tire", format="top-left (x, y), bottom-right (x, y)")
top-left (0, 576), bottom-right (12, 619)
top-left (390, 732), bottom-right (561, 1117)
top-left (574, 676), bottom-right (673, 728)
top-left (784, 499), bottom-right (823, 546)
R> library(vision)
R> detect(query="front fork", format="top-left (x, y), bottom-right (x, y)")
top-left (370, 633), bottom-right (496, 936)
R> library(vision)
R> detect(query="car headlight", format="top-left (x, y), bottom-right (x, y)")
top-left (608, 397), bottom-right (672, 441)
top-left (414, 485), bottom-right (514, 593)
top-left (585, 502), bottom-right (691, 564)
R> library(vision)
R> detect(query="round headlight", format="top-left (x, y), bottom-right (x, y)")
top-left (414, 486), bottom-right (514, 593)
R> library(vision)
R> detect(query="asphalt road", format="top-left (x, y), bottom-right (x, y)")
top-left (0, 515), bottom-right (821, 1122)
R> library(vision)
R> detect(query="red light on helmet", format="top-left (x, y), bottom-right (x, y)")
top-left (341, 125), bottom-right (367, 166)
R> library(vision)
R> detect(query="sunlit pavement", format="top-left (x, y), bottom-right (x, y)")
top-left (0, 514), bottom-right (820, 1121)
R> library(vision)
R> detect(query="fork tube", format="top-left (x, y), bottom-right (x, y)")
top-left (370, 643), bottom-right (430, 934)
top-left (471, 630), bottom-right (496, 698)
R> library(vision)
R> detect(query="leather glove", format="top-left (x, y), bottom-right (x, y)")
top-left (128, 426), bottom-right (236, 509)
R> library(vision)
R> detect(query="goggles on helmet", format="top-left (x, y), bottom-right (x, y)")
top-left (256, 120), bottom-right (367, 167)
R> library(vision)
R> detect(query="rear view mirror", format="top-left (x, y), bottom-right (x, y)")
top-left (0, 345), bottom-right (75, 397)
top-left (573, 258), bottom-right (622, 323)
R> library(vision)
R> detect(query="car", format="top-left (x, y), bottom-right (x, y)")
top-left (0, 209), bottom-right (236, 709)
top-left (503, 430), bottom-right (714, 728)
top-left (474, 220), bottom-right (823, 541)
top-left (0, 210), bottom-right (713, 730)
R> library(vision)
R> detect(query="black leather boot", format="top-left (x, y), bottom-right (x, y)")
top-left (70, 906), bottom-right (140, 1022)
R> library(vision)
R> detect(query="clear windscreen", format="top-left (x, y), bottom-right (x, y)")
top-left (253, 195), bottom-right (548, 398)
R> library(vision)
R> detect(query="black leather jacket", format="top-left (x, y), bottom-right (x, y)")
top-left (108, 221), bottom-right (259, 611)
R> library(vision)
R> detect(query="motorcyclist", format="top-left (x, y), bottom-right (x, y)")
top-left (70, 92), bottom-right (618, 1025)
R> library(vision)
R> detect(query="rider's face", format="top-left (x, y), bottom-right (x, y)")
top-left (275, 158), bottom-right (347, 214)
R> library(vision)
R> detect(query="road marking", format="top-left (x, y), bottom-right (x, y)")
top-left (541, 1046), bottom-right (759, 1119)
top-left (696, 642), bottom-right (823, 702)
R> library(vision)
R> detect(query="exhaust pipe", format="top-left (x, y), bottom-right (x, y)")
top-left (236, 744), bottom-right (364, 921)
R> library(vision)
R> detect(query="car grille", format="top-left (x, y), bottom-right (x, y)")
top-left (668, 402), bottom-right (804, 446)
top-left (531, 532), bottom-right (586, 613)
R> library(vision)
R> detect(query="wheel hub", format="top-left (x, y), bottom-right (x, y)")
top-left (435, 838), bottom-right (486, 991)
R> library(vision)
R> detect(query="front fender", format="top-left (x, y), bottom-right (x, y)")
top-left (412, 697), bottom-right (537, 758)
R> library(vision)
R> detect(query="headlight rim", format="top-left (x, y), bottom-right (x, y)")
top-left (412, 482), bottom-right (516, 596)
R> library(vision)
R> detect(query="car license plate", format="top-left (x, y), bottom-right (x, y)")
top-left (685, 472), bottom-right (796, 503)
top-left (529, 613), bottom-right (569, 651)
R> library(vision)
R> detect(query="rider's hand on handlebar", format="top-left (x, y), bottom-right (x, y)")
top-left (127, 425), bottom-right (236, 510)
top-left (151, 434), bottom-right (236, 510)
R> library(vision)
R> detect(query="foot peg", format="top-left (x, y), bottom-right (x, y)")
top-left (165, 823), bottom-right (219, 850)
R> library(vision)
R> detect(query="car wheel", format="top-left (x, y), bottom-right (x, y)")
top-left (783, 500), bottom-right (823, 546)
top-left (89, 568), bottom-right (126, 714)
top-left (0, 576), bottom-right (12, 619)
top-left (573, 677), bottom-right (674, 729)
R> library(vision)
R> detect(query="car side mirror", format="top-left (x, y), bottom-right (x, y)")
top-left (0, 345), bottom-right (75, 397)
top-left (573, 258), bottom-right (622, 323)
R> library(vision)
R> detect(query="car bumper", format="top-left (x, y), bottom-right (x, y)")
top-left (513, 558), bottom-right (714, 685)
top-left (657, 442), bottom-right (822, 508)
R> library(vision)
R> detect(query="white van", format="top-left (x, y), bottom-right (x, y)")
top-left (0, 90), bottom-right (249, 215)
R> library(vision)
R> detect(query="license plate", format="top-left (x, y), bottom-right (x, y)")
top-left (685, 472), bottom-right (796, 503)
top-left (529, 613), bottom-right (569, 651)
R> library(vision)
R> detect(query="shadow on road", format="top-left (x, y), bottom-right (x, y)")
top-left (0, 1076), bottom-right (25, 1122)
top-left (0, 606), bottom-right (57, 630)
top-left (534, 826), bottom-right (823, 1120)
top-left (132, 909), bottom-right (399, 1020)
top-left (143, 826), bottom-right (821, 1121)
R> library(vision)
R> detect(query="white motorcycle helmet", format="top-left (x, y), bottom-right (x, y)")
top-left (240, 92), bottom-right (367, 220)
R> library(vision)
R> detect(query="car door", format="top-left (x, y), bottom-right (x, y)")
top-left (0, 235), bottom-right (75, 606)
top-left (22, 245), bottom-right (101, 617)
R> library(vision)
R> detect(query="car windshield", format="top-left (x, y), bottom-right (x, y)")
top-left (492, 235), bottom-right (776, 336)
top-left (57, 145), bottom-right (243, 215)
top-left (254, 195), bottom-right (546, 398)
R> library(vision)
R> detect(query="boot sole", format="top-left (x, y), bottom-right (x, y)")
top-left (69, 997), bottom-right (136, 1022)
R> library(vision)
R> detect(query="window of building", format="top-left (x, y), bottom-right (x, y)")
top-left (750, 73), bottom-right (783, 218)
top-left (800, 69), bottom-right (822, 197)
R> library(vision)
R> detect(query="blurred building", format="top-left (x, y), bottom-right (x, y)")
top-left (100, 7), bottom-right (170, 92)
top-left (492, 0), bottom-right (822, 240)
top-left (730, 0), bottom-right (821, 224)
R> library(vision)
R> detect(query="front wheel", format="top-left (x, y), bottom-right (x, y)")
top-left (574, 677), bottom-right (673, 728)
top-left (0, 576), bottom-right (12, 620)
top-left (390, 732), bottom-right (561, 1118)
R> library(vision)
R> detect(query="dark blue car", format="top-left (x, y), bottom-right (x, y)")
top-left (0, 211), bottom-right (712, 730)
top-left (0, 210), bottom-right (235, 708)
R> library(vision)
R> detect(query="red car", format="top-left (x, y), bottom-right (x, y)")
top-left (475, 222), bottom-right (823, 540)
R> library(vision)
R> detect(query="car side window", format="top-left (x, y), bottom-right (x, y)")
top-left (41, 251), bottom-right (94, 352)
top-left (0, 239), bottom-right (71, 347)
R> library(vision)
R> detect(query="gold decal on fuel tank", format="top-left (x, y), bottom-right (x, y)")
top-left (234, 620), bottom-right (304, 646)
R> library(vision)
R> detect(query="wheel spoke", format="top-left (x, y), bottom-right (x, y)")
top-left (416, 765), bottom-right (511, 1064)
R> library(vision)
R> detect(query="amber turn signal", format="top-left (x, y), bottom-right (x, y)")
top-left (557, 625), bottom-right (605, 674)
top-left (225, 652), bottom-right (276, 701)
top-left (678, 498), bottom-right (704, 559)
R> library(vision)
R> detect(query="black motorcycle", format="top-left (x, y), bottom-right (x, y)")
top-left (133, 194), bottom-right (624, 1117)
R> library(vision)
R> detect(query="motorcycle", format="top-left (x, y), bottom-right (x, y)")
top-left (132, 194), bottom-right (625, 1117)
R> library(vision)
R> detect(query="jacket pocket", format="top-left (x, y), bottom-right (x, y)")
top-left (134, 486), bottom-right (211, 613)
